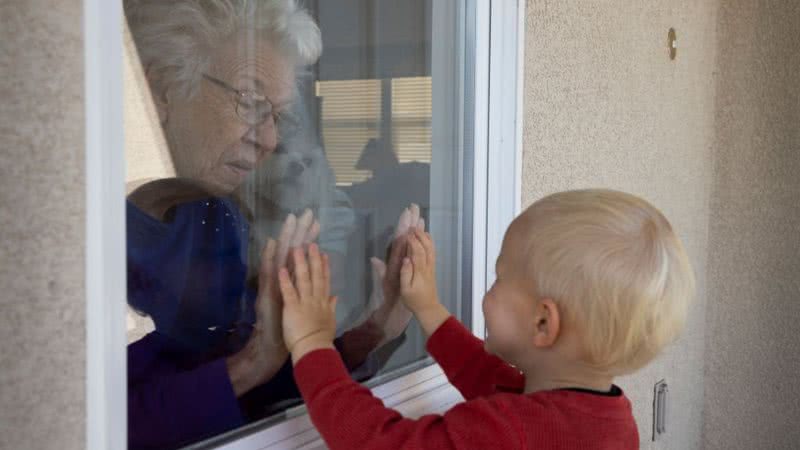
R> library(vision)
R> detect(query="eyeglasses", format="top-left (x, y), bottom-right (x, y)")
top-left (202, 73), bottom-right (299, 136)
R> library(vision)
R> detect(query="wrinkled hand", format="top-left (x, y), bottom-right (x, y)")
top-left (227, 210), bottom-right (319, 395)
top-left (254, 209), bottom-right (320, 350)
top-left (366, 204), bottom-right (424, 346)
top-left (400, 227), bottom-right (440, 314)
top-left (279, 245), bottom-right (337, 364)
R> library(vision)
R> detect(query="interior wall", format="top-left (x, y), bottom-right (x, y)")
top-left (0, 1), bottom-right (86, 449)
top-left (522, 1), bottom-right (718, 448)
top-left (703, 2), bottom-right (800, 449)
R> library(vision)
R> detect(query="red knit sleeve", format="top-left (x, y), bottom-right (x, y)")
top-left (426, 317), bottom-right (524, 399)
top-left (293, 349), bottom-right (523, 450)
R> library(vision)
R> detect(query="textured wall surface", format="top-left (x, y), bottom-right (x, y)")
top-left (703, 2), bottom-right (800, 449)
top-left (523, 1), bottom-right (718, 448)
top-left (0, 1), bottom-right (86, 449)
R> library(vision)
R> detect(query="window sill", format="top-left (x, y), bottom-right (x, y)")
top-left (213, 363), bottom-right (461, 450)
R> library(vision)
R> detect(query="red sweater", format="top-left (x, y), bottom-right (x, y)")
top-left (294, 317), bottom-right (639, 449)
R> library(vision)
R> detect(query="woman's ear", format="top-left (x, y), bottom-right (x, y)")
top-left (144, 64), bottom-right (170, 126)
top-left (532, 298), bottom-right (560, 348)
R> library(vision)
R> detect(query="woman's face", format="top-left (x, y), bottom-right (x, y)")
top-left (161, 33), bottom-right (296, 196)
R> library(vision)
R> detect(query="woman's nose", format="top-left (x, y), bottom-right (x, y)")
top-left (244, 119), bottom-right (278, 152)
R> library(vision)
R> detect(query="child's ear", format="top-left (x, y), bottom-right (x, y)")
top-left (532, 298), bottom-right (560, 348)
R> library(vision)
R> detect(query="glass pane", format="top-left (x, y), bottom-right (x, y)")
top-left (123, 1), bottom-right (472, 448)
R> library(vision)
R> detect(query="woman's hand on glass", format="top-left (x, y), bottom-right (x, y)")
top-left (368, 204), bottom-right (424, 347)
top-left (260, 208), bottom-right (321, 347)
top-left (252, 209), bottom-right (320, 364)
top-left (227, 210), bottom-right (320, 396)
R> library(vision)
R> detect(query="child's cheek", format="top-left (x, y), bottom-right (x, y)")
top-left (483, 335), bottom-right (494, 354)
top-left (483, 322), bottom-right (500, 355)
top-left (484, 328), bottom-right (511, 360)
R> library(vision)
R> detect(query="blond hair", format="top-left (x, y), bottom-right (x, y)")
top-left (518, 189), bottom-right (695, 376)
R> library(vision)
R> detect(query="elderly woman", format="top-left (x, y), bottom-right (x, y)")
top-left (124, 1), bottom-right (414, 448)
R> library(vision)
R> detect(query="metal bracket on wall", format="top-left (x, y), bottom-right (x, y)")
top-left (653, 379), bottom-right (668, 441)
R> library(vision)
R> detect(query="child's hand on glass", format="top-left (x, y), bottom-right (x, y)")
top-left (227, 211), bottom-right (319, 396)
top-left (400, 228), bottom-right (451, 336)
top-left (279, 244), bottom-right (338, 364)
top-left (257, 209), bottom-right (320, 351)
top-left (400, 228), bottom-right (441, 314)
top-left (367, 204), bottom-right (424, 345)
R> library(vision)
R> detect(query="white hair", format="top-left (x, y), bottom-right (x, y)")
top-left (124, 0), bottom-right (322, 98)
top-left (517, 189), bottom-right (696, 376)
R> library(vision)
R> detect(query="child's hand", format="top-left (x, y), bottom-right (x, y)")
top-left (279, 244), bottom-right (337, 364)
top-left (400, 228), bottom-right (441, 314)
top-left (226, 212), bottom-right (319, 396)
top-left (256, 211), bottom-right (320, 350)
top-left (366, 205), bottom-right (423, 346)
top-left (400, 228), bottom-right (451, 336)
top-left (380, 204), bottom-right (424, 306)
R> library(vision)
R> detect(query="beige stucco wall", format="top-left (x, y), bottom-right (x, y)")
top-left (704, 2), bottom-right (800, 449)
top-left (523, 0), bottom-right (800, 449)
top-left (522, 1), bottom-right (718, 448)
top-left (0, 1), bottom-right (86, 450)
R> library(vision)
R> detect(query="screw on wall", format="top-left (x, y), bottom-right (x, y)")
top-left (653, 380), bottom-right (669, 441)
top-left (668, 28), bottom-right (677, 60)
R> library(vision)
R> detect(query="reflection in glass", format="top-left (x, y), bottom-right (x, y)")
top-left (124, 1), bottom-right (470, 448)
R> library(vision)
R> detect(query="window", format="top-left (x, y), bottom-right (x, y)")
top-left (85, 1), bottom-right (523, 449)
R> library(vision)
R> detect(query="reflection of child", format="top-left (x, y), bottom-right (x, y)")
top-left (279, 189), bottom-right (695, 449)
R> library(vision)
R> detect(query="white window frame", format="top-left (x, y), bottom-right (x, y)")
top-left (84, 0), bottom-right (525, 449)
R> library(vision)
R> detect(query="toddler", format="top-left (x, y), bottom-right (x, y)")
top-left (277, 189), bottom-right (695, 449)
